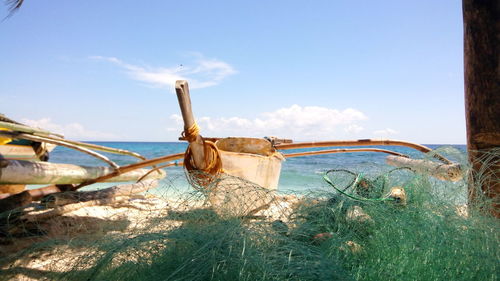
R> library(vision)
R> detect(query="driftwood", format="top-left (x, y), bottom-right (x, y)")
top-left (0, 179), bottom-right (158, 215)
top-left (0, 186), bottom-right (62, 214)
top-left (0, 191), bottom-right (32, 214)
top-left (28, 185), bottom-right (63, 201)
top-left (0, 185), bottom-right (66, 201)
top-left (0, 180), bottom-right (159, 238)
top-left (0, 191), bottom-right (33, 237)
top-left (22, 196), bottom-right (132, 222)
top-left (0, 184), bottom-right (25, 195)
top-left (386, 155), bottom-right (463, 182)
top-left (24, 179), bottom-right (158, 221)
top-left (41, 179), bottom-right (159, 207)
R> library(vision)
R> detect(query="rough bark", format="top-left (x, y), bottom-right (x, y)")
top-left (463, 0), bottom-right (500, 216)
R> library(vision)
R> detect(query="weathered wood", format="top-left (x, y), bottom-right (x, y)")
top-left (276, 139), bottom-right (452, 164)
top-left (40, 136), bottom-right (146, 160)
top-left (0, 191), bottom-right (31, 214)
top-left (22, 196), bottom-right (131, 221)
top-left (264, 136), bottom-right (293, 145)
top-left (73, 152), bottom-right (182, 189)
top-left (0, 185), bottom-right (63, 200)
top-left (386, 156), bottom-right (463, 182)
top-left (463, 0), bottom-right (500, 216)
top-left (0, 159), bottom-right (165, 185)
top-left (0, 120), bottom-right (63, 138)
top-left (1, 131), bottom-right (119, 169)
top-left (179, 136), bottom-right (294, 145)
top-left (29, 185), bottom-right (62, 201)
top-left (0, 184), bottom-right (25, 194)
top-left (42, 179), bottom-right (159, 207)
top-left (0, 180), bottom-right (158, 236)
top-left (175, 80), bottom-right (207, 170)
top-left (285, 148), bottom-right (409, 158)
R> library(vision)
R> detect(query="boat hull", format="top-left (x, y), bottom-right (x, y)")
top-left (219, 150), bottom-right (283, 190)
top-left (203, 137), bottom-right (284, 216)
top-left (215, 137), bottom-right (284, 189)
top-left (0, 141), bottom-right (56, 161)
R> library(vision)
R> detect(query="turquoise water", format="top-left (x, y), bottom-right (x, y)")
top-left (48, 142), bottom-right (467, 193)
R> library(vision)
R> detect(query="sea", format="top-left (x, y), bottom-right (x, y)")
top-left (47, 142), bottom-right (467, 195)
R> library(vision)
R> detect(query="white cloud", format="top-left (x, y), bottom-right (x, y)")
top-left (90, 54), bottom-right (236, 90)
top-left (373, 128), bottom-right (398, 138)
top-left (21, 118), bottom-right (118, 140)
top-left (168, 104), bottom-right (367, 140)
top-left (345, 124), bottom-right (364, 134)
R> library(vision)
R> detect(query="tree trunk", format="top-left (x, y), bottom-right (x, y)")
top-left (463, 0), bottom-right (500, 217)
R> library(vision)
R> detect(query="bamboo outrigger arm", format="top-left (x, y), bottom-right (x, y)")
top-left (0, 131), bottom-right (120, 170)
top-left (0, 120), bottom-right (64, 138)
top-left (0, 159), bottom-right (165, 185)
top-left (45, 136), bottom-right (146, 160)
top-left (284, 148), bottom-right (409, 158)
top-left (179, 137), bottom-right (452, 164)
top-left (275, 139), bottom-right (453, 164)
top-left (73, 152), bottom-right (184, 190)
top-left (0, 126), bottom-right (146, 161)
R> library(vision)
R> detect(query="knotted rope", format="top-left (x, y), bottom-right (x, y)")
top-left (182, 123), bottom-right (223, 187)
top-left (181, 123), bottom-right (200, 142)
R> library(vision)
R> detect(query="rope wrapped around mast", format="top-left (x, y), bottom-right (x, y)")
top-left (182, 123), bottom-right (223, 187)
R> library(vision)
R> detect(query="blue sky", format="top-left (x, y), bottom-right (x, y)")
top-left (0, 0), bottom-right (465, 143)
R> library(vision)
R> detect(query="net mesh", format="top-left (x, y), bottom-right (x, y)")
top-left (0, 147), bottom-right (498, 281)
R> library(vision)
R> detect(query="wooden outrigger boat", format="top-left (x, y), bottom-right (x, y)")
top-left (171, 80), bottom-right (463, 215)
top-left (0, 80), bottom-right (463, 220)
top-left (0, 117), bottom-right (167, 215)
top-left (0, 115), bottom-right (56, 162)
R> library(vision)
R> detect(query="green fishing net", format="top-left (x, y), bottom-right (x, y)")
top-left (0, 148), bottom-right (498, 281)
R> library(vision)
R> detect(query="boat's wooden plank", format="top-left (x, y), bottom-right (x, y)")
top-left (0, 144), bottom-right (38, 160)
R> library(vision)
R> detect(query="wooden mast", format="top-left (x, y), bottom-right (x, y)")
top-left (463, 0), bottom-right (500, 217)
top-left (175, 80), bottom-right (208, 170)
